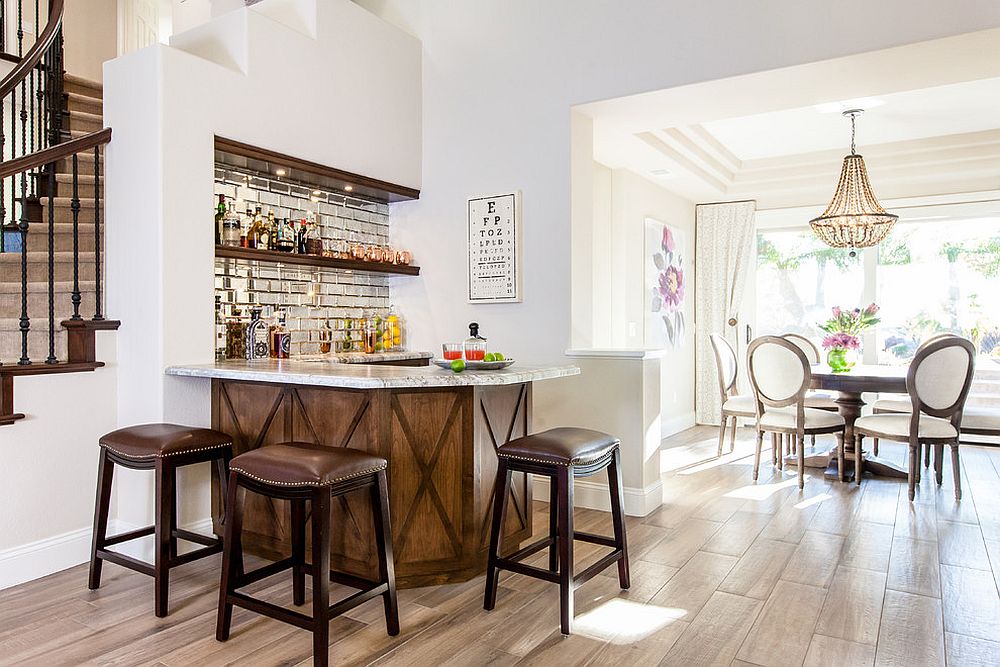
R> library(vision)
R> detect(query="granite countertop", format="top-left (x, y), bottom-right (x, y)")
top-left (165, 359), bottom-right (580, 389)
top-left (296, 351), bottom-right (434, 364)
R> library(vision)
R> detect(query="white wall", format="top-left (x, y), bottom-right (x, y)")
top-left (63, 0), bottom-right (119, 82)
top-left (105, 0), bottom-right (420, 529)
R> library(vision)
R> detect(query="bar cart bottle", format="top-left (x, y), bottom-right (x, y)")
top-left (464, 322), bottom-right (487, 361)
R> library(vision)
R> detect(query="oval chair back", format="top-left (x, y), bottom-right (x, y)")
top-left (709, 333), bottom-right (739, 401)
top-left (747, 336), bottom-right (811, 421)
top-left (782, 333), bottom-right (821, 364)
top-left (906, 335), bottom-right (976, 429)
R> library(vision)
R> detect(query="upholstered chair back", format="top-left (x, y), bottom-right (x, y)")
top-left (782, 333), bottom-right (821, 364)
top-left (710, 333), bottom-right (739, 399)
top-left (908, 336), bottom-right (976, 419)
top-left (747, 336), bottom-right (811, 410)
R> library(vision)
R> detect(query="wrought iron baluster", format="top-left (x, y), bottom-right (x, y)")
top-left (46, 159), bottom-right (55, 363)
top-left (18, 181), bottom-right (29, 365)
top-left (93, 144), bottom-right (102, 320)
top-left (16, 0), bottom-right (23, 58)
top-left (70, 153), bottom-right (80, 319)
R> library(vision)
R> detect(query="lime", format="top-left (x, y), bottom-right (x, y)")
top-left (494, 352), bottom-right (505, 361)
top-left (483, 352), bottom-right (496, 362)
top-left (450, 359), bottom-right (466, 373)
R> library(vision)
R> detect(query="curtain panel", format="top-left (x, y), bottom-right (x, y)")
top-left (694, 201), bottom-right (757, 424)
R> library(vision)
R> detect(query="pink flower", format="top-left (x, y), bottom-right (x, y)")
top-left (822, 333), bottom-right (860, 351)
top-left (832, 306), bottom-right (842, 318)
top-left (658, 265), bottom-right (684, 310)
top-left (865, 303), bottom-right (879, 315)
top-left (661, 227), bottom-right (676, 254)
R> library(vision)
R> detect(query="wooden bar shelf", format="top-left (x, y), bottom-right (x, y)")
top-left (215, 245), bottom-right (420, 276)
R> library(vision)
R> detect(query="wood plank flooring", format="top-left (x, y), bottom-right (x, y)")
top-left (2, 425), bottom-right (999, 666)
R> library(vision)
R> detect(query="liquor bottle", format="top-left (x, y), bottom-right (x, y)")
top-left (222, 200), bottom-right (242, 247)
top-left (319, 319), bottom-right (332, 354)
top-left (225, 307), bottom-right (247, 359)
top-left (215, 295), bottom-right (225, 361)
top-left (363, 311), bottom-right (378, 354)
top-left (241, 205), bottom-right (251, 247)
top-left (276, 217), bottom-right (295, 253)
top-left (267, 209), bottom-right (278, 251)
top-left (297, 219), bottom-right (308, 254)
top-left (245, 307), bottom-right (270, 360)
top-left (305, 212), bottom-right (323, 255)
top-left (258, 207), bottom-right (271, 250)
top-left (269, 309), bottom-right (290, 359)
top-left (214, 194), bottom-right (226, 245)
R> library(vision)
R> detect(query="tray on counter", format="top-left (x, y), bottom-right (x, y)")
top-left (433, 358), bottom-right (515, 371)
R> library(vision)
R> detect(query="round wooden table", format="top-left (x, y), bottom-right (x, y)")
top-left (801, 364), bottom-right (908, 482)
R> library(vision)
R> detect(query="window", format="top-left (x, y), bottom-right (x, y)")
top-left (755, 209), bottom-right (1000, 372)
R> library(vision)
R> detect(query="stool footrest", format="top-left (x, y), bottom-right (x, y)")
top-left (328, 583), bottom-right (389, 618)
top-left (300, 563), bottom-right (382, 592)
top-left (495, 558), bottom-right (560, 583)
top-left (505, 536), bottom-right (555, 564)
top-left (230, 592), bottom-right (314, 631)
top-left (173, 529), bottom-right (220, 548)
top-left (169, 542), bottom-right (223, 568)
top-left (573, 550), bottom-right (624, 587)
top-left (102, 525), bottom-right (155, 547)
top-left (574, 531), bottom-right (618, 548)
top-left (96, 548), bottom-right (156, 577)
top-left (236, 557), bottom-right (296, 588)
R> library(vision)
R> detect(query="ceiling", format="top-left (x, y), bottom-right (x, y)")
top-left (577, 28), bottom-right (1000, 209)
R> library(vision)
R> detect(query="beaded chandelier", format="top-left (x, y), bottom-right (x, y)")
top-left (810, 109), bottom-right (897, 255)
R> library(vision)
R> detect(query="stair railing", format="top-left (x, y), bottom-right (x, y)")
top-left (1, 0), bottom-right (64, 253)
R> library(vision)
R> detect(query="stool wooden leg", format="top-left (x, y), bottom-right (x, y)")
top-left (291, 499), bottom-right (307, 607)
top-left (88, 448), bottom-right (114, 590)
top-left (557, 465), bottom-right (575, 635)
top-left (154, 459), bottom-right (175, 617)
top-left (873, 437), bottom-right (879, 456)
top-left (372, 470), bottom-right (399, 636)
top-left (215, 453), bottom-right (231, 528)
top-left (548, 475), bottom-right (558, 572)
top-left (311, 490), bottom-right (332, 667)
top-left (483, 459), bottom-right (511, 611)
top-left (216, 471), bottom-right (243, 641)
top-left (169, 465), bottom-right (179, 560)
top-left (607, 449), bottom-right (629, 589)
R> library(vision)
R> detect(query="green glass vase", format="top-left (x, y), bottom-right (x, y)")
top-left (827, 347), bottom-right (856, 373)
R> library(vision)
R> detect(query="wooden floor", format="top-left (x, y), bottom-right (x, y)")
top-left (3, 426), bottom-right (1000, 666)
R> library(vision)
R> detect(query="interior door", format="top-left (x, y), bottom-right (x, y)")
top-left (118, 0), bottom-right (160, 56)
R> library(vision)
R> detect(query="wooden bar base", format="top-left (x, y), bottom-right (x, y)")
top-left (211, 378), bottom-right (534, 588)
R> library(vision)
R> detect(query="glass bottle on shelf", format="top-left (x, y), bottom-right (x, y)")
top-left (363, 311), bottom-right (378, 354)
top-left (306, 212), bottom-right (324, 255)
top-left (386, 304), bottom-right (404, 351)
top-left (297, 219), bottom-right (308, 254)
top-left (215, 295), bottom-right (225, 360)
top-left (214, 194), bottom-right (226, 246)
top-left (225, 307), bottom-right (246, 359)
top-left (319, 319), bottom-right (332, 354)
top-left (269, 309), bottom-right (290, 359)
top-left (464, 322), bottom-right (487, 361)
top-left (245, 307), bottom-right (270, 359)
top-left (222, 200), bottom-right (242, 247)
top-left (248, 206), bottom-right (267, 249)
top-left (241, 205), bottom-right (252, 247)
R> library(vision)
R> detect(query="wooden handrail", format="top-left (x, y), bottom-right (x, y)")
top-left (0, 0), bottom-right (64, 100)
top-left (0, 127), bottom-right (110, 180)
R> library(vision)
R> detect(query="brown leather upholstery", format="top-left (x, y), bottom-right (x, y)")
top-left (99, 423), bottom-right (232, 459)
top-left (230, 443), bottom-right (387, 487)
top-left (497, 427), bottom-right (620, 466)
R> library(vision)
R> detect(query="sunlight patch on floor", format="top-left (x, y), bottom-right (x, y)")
top-left (794, 492), bottom-right (832, 509)
top-left (724, 477), bottom-right (800, 500)
top-left (573, 598), bottom-right (686, 643)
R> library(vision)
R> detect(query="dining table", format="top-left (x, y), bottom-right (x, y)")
top-left (797, 363), bottom-right (909, 482)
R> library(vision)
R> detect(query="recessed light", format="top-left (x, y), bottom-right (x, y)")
top-left (813, 97), bottom-right (884, 114)
top-left (312, 189), bottom-right (321, 196)
top-left (650, 168), bottom-right (672, 177)
top-left (275, 168), bottom-right (286, 176)
top-left (344, 185), bottom-right (353, 192)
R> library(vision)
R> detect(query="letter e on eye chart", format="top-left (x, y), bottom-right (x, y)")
top-left (467, 192), bottom-right (521, 303)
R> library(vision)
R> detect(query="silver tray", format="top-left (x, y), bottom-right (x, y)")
top-left (433, 358), bottom-right (515, 370)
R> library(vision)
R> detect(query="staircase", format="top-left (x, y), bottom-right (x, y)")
top-left (1, 75), bottom-right (105, 363)
top-left (0, 0), bottom-right (118, 425)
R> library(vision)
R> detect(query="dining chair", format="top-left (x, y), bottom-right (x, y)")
top-left (747, 336), bottom-right (847, 489)
top-left (709, 333), bottom-right (756, 458)
top-left (853, 336), bottom-right (976, 500)
top-left (782, 333), bottom-right (839, 456)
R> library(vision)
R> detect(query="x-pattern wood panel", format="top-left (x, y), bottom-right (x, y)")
top-left (478, 384), bottom-right (530, 544)
top-left (390, 393), bottom-right (464, 562)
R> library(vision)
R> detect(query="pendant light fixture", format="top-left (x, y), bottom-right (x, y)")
top-left (810, 109), bottom-right (897, 256)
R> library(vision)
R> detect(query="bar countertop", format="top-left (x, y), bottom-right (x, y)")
top-left (165, 358), bottom-right (580, 389)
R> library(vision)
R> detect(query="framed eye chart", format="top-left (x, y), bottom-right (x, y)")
top-left (467, 192), bottom-right (522, 303)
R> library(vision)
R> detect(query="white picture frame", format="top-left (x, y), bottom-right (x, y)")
top-left (467, 192), bottom-right (522, 303)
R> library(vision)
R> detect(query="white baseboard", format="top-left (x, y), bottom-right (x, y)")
top-left (662, 411), bottom-right (697, 439)
top-left (532, 475), bottom-right (663, 517)
top-left (0, 517), bottom-right (216, 591)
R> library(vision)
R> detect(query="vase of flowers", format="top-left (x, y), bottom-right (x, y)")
top-left (819, 304), bottom-right (880, 373)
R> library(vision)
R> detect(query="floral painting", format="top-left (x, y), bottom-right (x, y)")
top-left (645, 218), bottom-right (686, 348)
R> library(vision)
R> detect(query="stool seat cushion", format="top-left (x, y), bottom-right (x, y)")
top-left (100, 423), bottom-right (231, 459)
top-left (230, 443), bottom-right (387, 487)
top-left (497, 427), bottom-right (619, 467)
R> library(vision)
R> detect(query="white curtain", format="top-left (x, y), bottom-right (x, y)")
top-left (695, 201), bottom-right (757, 424)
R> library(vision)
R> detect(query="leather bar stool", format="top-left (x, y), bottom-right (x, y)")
top-left (483, 427), bottom-right (629, 635)
top-left (89, 423), bottom-right (233, 617)
top-left (216, 443), bottom-right (399, 667)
